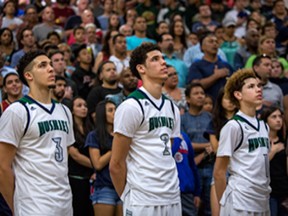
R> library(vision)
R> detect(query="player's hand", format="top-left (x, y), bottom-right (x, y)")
top-left (194, 196), bottom-right (201, 208)
top-left (205, 146), bottom-right (214, 155)
top-left (214, 66), bottom-right (229, 79)
top-left (271, 142), bottom-right (285, 153)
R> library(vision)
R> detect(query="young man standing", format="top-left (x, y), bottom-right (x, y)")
top-left (110, 43), bottom-right (181, 215)
top-left (0, 51), bottom-right (75, 215)
top-left (214, 68), bottom-right (270, 215)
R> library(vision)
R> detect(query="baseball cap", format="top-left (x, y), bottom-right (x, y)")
top-left (222, 18), bottom-right (236, 27)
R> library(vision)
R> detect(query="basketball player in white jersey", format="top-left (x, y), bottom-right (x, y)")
top-left (214, 68), bottom-right (271, 215)
top-left (109, 43), bottom-right (182, 216)
top-left (0, 50), bottom-right (75, 215)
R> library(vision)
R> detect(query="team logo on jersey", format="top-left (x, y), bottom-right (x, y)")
top-left (248, 137), bottom-right (269, 152)
top-left (38, 120), bottom-right (69, 136)
top-left (145, 101), bottom-right (149, 106)
top-left (160, 133), bottom-right (170, 156)
top-left (148, 116), bottom-right (174, 132)
top-left (174, 152), bottom-right (183, 163)
top-left (30, 106), bottom-right (36, 111)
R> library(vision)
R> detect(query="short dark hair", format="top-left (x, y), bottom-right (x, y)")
top-left (252, 54), bottom-right (271, 67)
top-left (129, 43), bottom-right (161, 80)
top-left (185, 82), bottom-right (204, 97)
top-left (112, 33), bottom-right (125, 44)
top-left (17, 50), bottom-right (47, 86)
top-left (97, 60), bottom-right (115, 75)
top-left (55, 75), bottom-right (66, 82)
top-left (73, 26), bottom-right (85, 36)
top-left (48, 49), bottom-right (64, 59)
top-left (157, 32), bottom-right (172, 43)
top-left (47, 31), bottom-right (61, 41)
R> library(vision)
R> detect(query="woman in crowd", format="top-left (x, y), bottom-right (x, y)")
top-left (206, 88), bottom-right (237, 216)
top-left (85, 100), bottom-right (122, 216)
top-left (162, 65), bottom-right (187, 115)
top-left (245, 35), bottom-right (288, 73)
top-left (0, 28), bottom-right (15, 65)
top-left (169, 20), bottom-right (187, 60)
top-left (93, 30), bottom-right (118, 74)
top-left (68, 97), bottom-right (94, 216)
top-left (260, 106), bottom-right (288, 216)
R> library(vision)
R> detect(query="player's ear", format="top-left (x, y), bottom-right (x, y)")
top-left (136, 64), bottom-right (145, 76)
top-left (234, 91), bottom-right (242, 101)
top-left (24, 71), bottom-right (33, 83)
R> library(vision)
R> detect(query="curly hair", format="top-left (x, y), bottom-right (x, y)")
top-left (17, 50), bottom-right (46, 86)
top-left (129, 43), bottom-right (161, 80)
top-left (224, 68), bottom-right (256, 108)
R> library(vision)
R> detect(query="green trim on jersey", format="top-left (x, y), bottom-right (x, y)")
top-left (233, 115), bottom-right (260, 131)
top-left (128, 89), bottom-right (146, 100)
top-left (19, 96), bottom-right (34, 104)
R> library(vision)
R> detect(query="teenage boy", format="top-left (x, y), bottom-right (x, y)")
top-left (109, 43), bottom-right (181, 216)
top-left (214, 68), bottom-right (271, 215)
top-left (0, 51), bottom-right (75, 215)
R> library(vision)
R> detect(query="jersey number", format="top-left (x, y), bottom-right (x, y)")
top-left (52, 137), bottom-right (64, 162)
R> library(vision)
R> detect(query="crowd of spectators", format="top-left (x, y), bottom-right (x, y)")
top-left (0, 0), bottom-right (288, 215)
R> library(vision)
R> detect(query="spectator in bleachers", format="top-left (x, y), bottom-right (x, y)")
top-left (0, 28), bottom-right (15, 66)
top-left (17, 4), bottom-right (39, 36)
top-left (32, 6), bottom-right (64, 43)
top-left (107, 12), bottom-right (121, 33)
top-left (68, 96), bottom-right (94, 216)
top-left (223, 0), bottom-right (250, 38)
top-left (158, 32), bottom-right (188, 88)
top-left (186, 33), bottom-right (233, 101)
top-left (192, 4), bottom-right (219, 34)
top-left (85, 99), bottom-right (122, 216)
top-left (210, 0), bottom-right (229, 24)
top-left (169, 20), bottom-right (187, 60)
top-left (109, 33), bottom-right (130, 75)
top-left (119, 24), bottom-right (133, 37)
top-left (245, 35), bottom-right (288, 73)
top-left (1, 1), bottom-right (23, 38)
top-left (155, 20), bottom-right (169, 39)
top-left (93, 30), bottom-right (119, 74)
top-left (87, 61), bottom-right (121, 118)
top-left (123, 8), bottom-right (137, 27)
top-left (220, 17), bottom-right (241, 69)
top-left (97, 0), bottom-right (114, 32)
top-left (157, 0), bottom-right (185, 25)
top-left (71, 26), bottom-right (86, 51)
top-left (253, 54), bottom-right (284, 109)
top-left (72, 44), bottom-right (96, 99)
top-left (47, 31), bottom-right (61, 46)
top-left (234, 28), bottom-right (260, 70)
top-left (52, 0), bottom-right (75, 28)
top-left (11, 28), bottom-right (36, 68)
top-left (106, 67), bottom-right (138, 107)
top-left (85, 23), bottom-right (102, 58)
top-left (162, 65), bottom-right (187, 115)
top-left (181, 83), bottom-right (213, 216)
top-left (126, 16), bottom-right (156, 51)
top-left (270, 0), bottom-right (288, 31)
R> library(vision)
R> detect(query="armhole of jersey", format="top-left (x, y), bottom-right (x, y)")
top-left (0, 103), bottom-right (2, 117)
top-left (170, 100), bottom-right (175, 118)
top-left (234, 120), bottom-right (244, 152)
top-left (130, 97), bottom-right (145, 126)
top-left (18, 101), bottom-right (30, 137)
top-left (61, 104), bottom-right (70, 125)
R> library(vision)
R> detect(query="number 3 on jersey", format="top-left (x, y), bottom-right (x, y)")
top-left (52, 137), bottom-right (64, 162)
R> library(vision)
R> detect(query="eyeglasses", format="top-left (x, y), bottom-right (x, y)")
top-left (168, 72), bottom-right (177, 78)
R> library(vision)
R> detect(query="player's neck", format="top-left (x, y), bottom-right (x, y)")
top-left (28, 88), bottom-right (52, 104)
top-left (239, 105), bottom-right (256, 118)
top-left (142, 82), bottom-right (162, 99)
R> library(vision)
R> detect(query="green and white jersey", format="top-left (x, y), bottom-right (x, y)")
top-left (0, 95), bottom-right (74, 216)
top-left (114, 87), bottom-right (181, 206)
top-left (217, 111), bottom-right (271, 212)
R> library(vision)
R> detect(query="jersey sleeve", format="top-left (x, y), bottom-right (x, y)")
top-left (0, 103), bottom-right (27, 147)
top-left (113, 98), bottom-right (143, 138)
top-left (85, 131), bottom-right (100, 149)
top-left (171, 103), bottom-right (181, 138)
top-left (217, 120), bottom-right (242, 157)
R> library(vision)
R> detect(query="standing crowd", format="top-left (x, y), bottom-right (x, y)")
top-left (0, 0), bottom-right (287, 215)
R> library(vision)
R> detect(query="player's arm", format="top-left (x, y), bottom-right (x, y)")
top-left (192, 142), bottom-right (211, 152)
top-left (213, 156), bottom-right (229, 202)
top-left (68, 146), bottom-right (93, 168)
top-left (109, 133), bottom-right (131, 197)
top-left (0, 142), bottom-right (17, 213)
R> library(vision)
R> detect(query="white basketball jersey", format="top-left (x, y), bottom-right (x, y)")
top-left (217, 111), bottom-right (271, 212)
top-left (0, 95), bottom-right (74, 215)
top-left (114, 87), bottom-right (181, 206)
